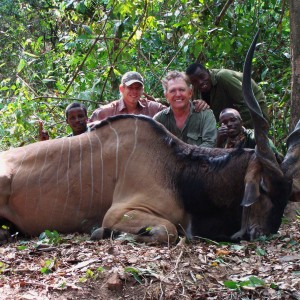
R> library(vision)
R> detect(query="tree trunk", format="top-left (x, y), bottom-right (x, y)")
top-left (289, 0), bottom-right (300, 131)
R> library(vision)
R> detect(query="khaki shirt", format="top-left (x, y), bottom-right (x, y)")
top-left (153, 102), bottom-right (217, 147)
top-left (89, 98), bottom-right (166, 122)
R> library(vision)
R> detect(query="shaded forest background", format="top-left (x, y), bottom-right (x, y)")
top-left (0, 0), bottom-right (291, 152)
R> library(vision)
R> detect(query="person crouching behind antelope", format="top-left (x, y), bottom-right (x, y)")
top-left (216, 108), bottom-right (283, 162)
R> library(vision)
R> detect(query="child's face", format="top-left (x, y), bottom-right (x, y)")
top-left (66, 108), bottom-right (88, 135)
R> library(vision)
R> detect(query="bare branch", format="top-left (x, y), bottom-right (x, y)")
top-left (214, 0), bottom-right (234, 26)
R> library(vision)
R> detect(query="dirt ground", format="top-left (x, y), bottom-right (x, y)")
top-left (0, 206), bottom-right (299, 300)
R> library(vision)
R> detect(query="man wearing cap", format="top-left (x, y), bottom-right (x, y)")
top-left (89, 71), bottom-right (166, 122)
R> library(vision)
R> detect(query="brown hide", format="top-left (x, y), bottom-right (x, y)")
top-left (0, 117), bottom-right (188, 243)
top-left (0, 114), bottom-right (291, 243)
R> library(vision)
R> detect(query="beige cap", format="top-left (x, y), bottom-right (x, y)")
top-left (121, 71), bottom-right (144, 86)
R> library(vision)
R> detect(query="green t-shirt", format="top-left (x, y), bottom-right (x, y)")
top-left (193, 69), bottom-right (269, 128)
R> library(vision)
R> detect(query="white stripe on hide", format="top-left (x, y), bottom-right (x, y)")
top-left (109, 122), bottom-right (119, 179)
top-left (118, 118), bottom-right (138, 194)
top-left (94, 133), bottom-right (104, 214)
top-left (86, 133), bottom-right (94, 218)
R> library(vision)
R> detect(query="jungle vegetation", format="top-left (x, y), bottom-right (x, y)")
top-left (0, 0), bottom-right (291, 152)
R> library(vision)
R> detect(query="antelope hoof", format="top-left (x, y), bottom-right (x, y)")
top-left (91, 227), bottom-right (105, 240)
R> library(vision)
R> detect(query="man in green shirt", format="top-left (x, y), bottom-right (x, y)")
top-left (185, 63), bottom-right (269, 128)
top-left (153, 71), bottom-right (217, 147)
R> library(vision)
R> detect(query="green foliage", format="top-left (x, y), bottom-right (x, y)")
top-left (40, 258), bottom-right (56, 274)
top-left (39, 229), bottom-right (62, 245)
top-left (16, 245), bottom-right (27, 251)
top-left (255, 247), bottom-right (267, 256)
top-left (0, 0), bottom-right (291, 150)
top-left (124, 267), bottom-right (143, 284)
top-left (293, 271), bottom-right (300, 275)
top-left (224, 276), bottom-right (265, 291)
top-left (1, 225), bottom-right (9, 230)
top-left (79, 269), bottom-right (95, 281)
top-left (230, 244), bottom-right (245, 251)
top-left (0, 262), bottom-right (6, 274)
top-left (79, 267), bottom-right (105, 282)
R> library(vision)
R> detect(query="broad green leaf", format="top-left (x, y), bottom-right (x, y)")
top-left (82, 25), bottom-right (93, 34)
top-left (270, 282), bottom-right (279, 289)
top-left (23, 51), bottom-right (39, 58)
top-left (230, 244), bottom-right (244, 251)
top-left (248, 276), bottom-right (265, 287)
top-left (17, 245), bottom-right (27, 251)
top-left (223, 280), bottom-right (239, 290)
top-left (16, 59), bottom-right (26, 73)
top-left (256, 247), bottom-right (266, 256)
top-left (124, 267), bottom-right (142, 284)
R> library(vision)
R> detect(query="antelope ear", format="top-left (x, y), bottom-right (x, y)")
top-left (241, 182), bottom-right (260, 207)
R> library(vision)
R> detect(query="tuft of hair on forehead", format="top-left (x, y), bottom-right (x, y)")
top-left (161, 70), bottom-right (191, 93)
